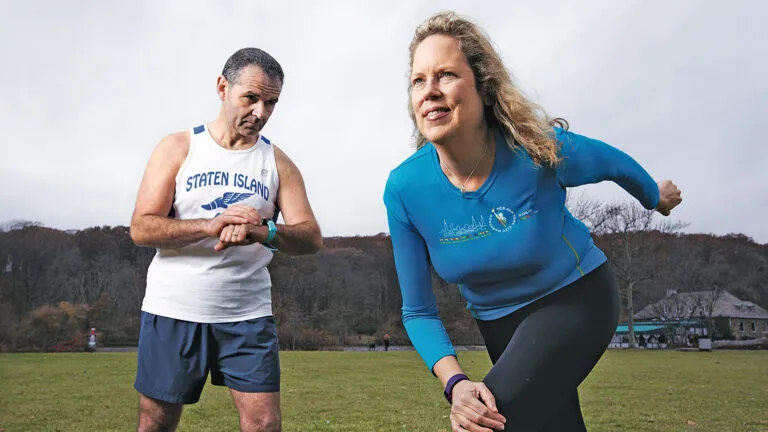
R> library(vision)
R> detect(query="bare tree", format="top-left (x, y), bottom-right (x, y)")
top-left (690, 290), bottom-right (725, 339)
top-left (663, 240), bottom-right (730, 339)
top-left (644, 289), bottom-right (723, 347)
top-left (565, 191), bottom-right (610, 234)
top-left (597, 200), bottom-right (687, 347)
top-left (0, 219), bottom-right (43, 232)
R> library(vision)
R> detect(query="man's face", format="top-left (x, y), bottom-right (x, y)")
top-left (221, 65), bottom-right (282, 137)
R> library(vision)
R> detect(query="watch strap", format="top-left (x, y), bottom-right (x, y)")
top-left (444, 373), bottom-right (469, 404)
top-left (264, 219), bottom-right (277, 244)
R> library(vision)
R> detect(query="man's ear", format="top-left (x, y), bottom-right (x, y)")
top-left (216, 75), bottom-right (228, 101)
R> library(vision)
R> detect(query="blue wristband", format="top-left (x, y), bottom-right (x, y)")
top-left (264, 219), bottom-right (277, 244)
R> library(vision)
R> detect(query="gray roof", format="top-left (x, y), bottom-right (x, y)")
top-left (635, 291), bottom-right (768, 320)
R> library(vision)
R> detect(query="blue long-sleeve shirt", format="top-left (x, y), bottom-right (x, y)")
top-left (383, 128), bottom-right (659, 372)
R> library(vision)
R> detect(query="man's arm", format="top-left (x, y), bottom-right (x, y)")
top-left (250, 145), bottom-right (322, 255)
top-left (130, 132), bottom-right (255, 249)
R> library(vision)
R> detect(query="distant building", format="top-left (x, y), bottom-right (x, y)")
top-left (634, 290), bottom-right (768, 340)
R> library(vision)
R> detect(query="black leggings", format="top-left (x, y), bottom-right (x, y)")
top-left (476, 263), bottom-right (619, 432)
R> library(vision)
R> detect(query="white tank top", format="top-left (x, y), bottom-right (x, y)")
top-left (142, 123), bottom-right (279, 323)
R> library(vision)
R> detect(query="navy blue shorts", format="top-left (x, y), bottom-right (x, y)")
top-left (134, 312), bottom-right (280, 404)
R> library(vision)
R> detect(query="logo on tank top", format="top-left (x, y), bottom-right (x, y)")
top-left (201, 192), bottom-right (254, 210)
top-left (185, 170), bottom-right (271, 212)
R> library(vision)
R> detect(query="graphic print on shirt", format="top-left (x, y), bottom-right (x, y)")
top-left (440, 207), bottom-right (540, 244)
top-left (201, 192), bottom-right (254, 210)
top-left (184, 170), bottom-right (271, 212)
top-left (488, 207), bottom-right (540, 233)
top-left (488, 206), bottom-right (516, 232)
top-left (439, 215), bottom-right (491, 244)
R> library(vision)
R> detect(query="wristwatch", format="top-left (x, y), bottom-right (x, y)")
top-left (263, 219), bottom-right (277, 244)
top-left (444, 373), bottom-right (469, 403)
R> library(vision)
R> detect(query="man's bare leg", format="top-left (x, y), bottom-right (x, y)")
top-left (137, 394), bottom-right (183, 432)
top-left (230, 389), bottom-right (281, 432)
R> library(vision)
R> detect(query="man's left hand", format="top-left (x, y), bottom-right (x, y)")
top-left (213, 223), bottom-right (268, 251)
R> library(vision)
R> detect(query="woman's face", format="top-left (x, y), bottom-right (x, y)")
top-left (410, 34), bottom-right (485, 145)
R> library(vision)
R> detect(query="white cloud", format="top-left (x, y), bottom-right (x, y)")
top-left (1, 0), bottom-right (766, 242)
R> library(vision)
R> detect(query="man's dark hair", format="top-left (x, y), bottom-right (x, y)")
top-left (222, 48), bottom-right (284, 84)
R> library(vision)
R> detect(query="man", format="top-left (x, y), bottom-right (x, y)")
top-left (130, 47), bottom-right (322, 432)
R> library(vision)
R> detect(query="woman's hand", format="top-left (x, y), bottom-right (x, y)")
top-left (449, 380), bottom-right (506, 431)
top-left (656, 180), bottom-right (682, 216)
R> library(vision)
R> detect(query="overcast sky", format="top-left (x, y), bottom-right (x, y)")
top-left (1, 1), bottom-right (765, 243)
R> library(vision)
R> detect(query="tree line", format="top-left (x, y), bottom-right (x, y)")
top-left (0, 199), bottom-right (765, 352)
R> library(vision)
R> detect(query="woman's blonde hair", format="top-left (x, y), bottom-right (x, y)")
top-left (408, 11), bottom-right (565, 167)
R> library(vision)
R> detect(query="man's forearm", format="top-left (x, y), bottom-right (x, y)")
top-left (131, 215), bottom-right (210, 249)
top-left (270, 221), bottom-right (322, 255)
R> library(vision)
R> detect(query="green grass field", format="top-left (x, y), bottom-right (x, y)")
top-left (0, 350), bottom-right (766, 431)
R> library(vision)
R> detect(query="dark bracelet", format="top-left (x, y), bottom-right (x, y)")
top-left (443, 373), bottom-right (469, 404)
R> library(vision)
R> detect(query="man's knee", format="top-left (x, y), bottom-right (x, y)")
top-left (240, 411), bottom-right (281, 432)
top-left (137, 395), bottom-right (183, 432)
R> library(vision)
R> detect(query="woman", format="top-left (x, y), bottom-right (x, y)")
top-left (383, 12), bottom-right (682, 432)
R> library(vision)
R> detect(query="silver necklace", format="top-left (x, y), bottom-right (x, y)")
top-left (442, 142), bottom-right (489, 197)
